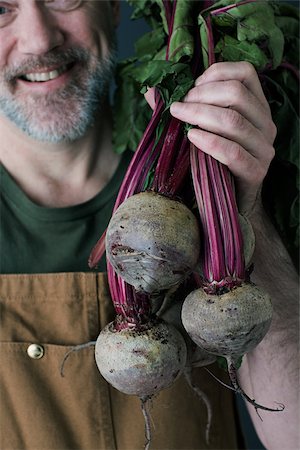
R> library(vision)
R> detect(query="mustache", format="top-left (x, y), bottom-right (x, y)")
top-left (3, 47), bottom-right (91, 81)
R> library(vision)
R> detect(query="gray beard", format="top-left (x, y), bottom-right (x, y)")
top-left (0, 46), bottom-right (118, 143)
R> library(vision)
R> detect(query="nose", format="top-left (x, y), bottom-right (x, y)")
top-left (17, 4), bottom-right (64, 55)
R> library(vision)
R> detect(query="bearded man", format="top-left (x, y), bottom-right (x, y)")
top-left (0, 1), bottom-right (298, 449)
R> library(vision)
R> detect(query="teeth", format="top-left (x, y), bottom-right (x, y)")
top-left (23, 65), bottom-right (67, 82)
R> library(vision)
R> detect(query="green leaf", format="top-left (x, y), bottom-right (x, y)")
top-left (215, 35), bottom-right (269, 70)
top-left (236, 7), bottom-right (284, 68)
top-left (268, 28), bottom-right (285, 69)
top-left (212, 13), bottom-right (236, 28)
top-left (112, 60), bottom-right (152, 154)
top-left (134, 26), bottom-right (165, 62)
top-left (275, 14), bottom-right (299, 66)
top-left (198, 13), bottom-right (210, 70)
top-left (217, 1), bottom-right (267, 20)
top-left (128, 0), bottom-right (167, 32)
top-left (129, 60), bottom-right (194, 107)
top-left (201, 0), bottom-right (242, 14)
top-left (275, 16), bottom-right (299, 39)
top-left (167, 0), bottom-right (195, 62)
top-left (153, 45), bottom-right (168, 61)
top-left (273, 1), bottom-right (300, 21)
top-left (129, 60), bottom-right (182, 87)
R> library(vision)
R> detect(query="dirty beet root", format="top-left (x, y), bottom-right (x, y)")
top-left (181, 282), bottom-right (285, 414)
top-left (95, 318), bottom-right (187, 397)
top-left (95, 317), bottom-right (187, 449)
top-left (105, 191), bottom-right (200, 294)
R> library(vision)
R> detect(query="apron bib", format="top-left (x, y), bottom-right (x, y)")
top-left (0, 272), bottom-right (239, 450)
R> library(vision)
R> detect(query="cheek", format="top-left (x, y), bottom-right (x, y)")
top-left (0, 32), bottom-right (15, 70)
top-left (85, 3), bottom-right (116, 56)
top-left (61, 8), bottom-right (114, 59)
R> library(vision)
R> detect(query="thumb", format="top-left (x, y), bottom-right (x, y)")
top-left (144, 87), bottom-right (156, 111)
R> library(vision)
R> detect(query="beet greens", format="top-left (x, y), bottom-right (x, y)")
top-left (87, 0), bottom-right (298, 444)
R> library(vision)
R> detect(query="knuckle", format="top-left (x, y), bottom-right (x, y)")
top-left (183, 86), bottom-right (198, 102)
top-left (228, 80), bottom-right (245, 103)
top-left (205, 62), bottom-right (223, 79)
top-left (266, 144), bottom-right (275, 163)
top-left (209, 62), bottom-right (219, 74)
top-left (229, 142), bottom-right (245, 164)
top-left (259, 137), bottom-right (275, 164)
top-left (240, 61), bottom-right (256, 78)
top-left (224, 108), bottom-right (246, 130)
top-left (268, 120), bottom-right (277, 143)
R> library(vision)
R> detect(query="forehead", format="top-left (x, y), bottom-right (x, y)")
top-left (0, 0), bottom-right (114, 31)
top-left (2, 0), bottom-right (111, 13)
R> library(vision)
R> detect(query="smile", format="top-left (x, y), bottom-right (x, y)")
top-left (21, 64), bottom-right (69, 82)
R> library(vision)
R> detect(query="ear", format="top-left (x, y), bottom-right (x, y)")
top-left (110, 1), bottom-right (120, 27)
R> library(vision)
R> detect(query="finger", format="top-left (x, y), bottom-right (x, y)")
top-left (189, 129), bottom-right (269, 214)
top-left (195, 62), bottom-right (270, 113)
top-left (170, 102), bottom-right (275, 164)
top-left (188, 127), bottom-right (269, 183)
top-left (184, 80), bottom-right (277, 145)
top-left (144, 87), bottom-right (156, 111)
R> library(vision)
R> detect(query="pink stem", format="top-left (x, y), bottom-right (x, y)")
top-left (210, 0), bottom-right (259, 16)
top-left (88, 230), bottom-right (106, 269)
top-left (220, 168), bottom-right (245, 279)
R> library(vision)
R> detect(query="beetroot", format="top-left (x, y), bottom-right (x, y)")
top-left (95, 318), bottom-right (187, 398)
top-left (181, 282), bottom-right (272, 358)
top-left (106, 191), bottom-right (200, 293)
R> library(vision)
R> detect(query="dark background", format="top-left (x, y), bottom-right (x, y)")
top-left (116, 1), bottom-right (298, 449)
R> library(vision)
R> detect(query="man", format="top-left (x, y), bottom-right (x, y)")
top-left (0, 1), bottom-right (298, 449)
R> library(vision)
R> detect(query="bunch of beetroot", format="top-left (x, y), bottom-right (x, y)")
top-left (89, 0), bottom-right (289, 447)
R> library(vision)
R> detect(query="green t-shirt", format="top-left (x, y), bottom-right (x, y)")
top-left (0, 152), bottom-right (131, 274)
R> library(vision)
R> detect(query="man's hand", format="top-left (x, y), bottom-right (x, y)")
top-left (169, 61), bottom-right (277, 215)
top-left (146, 61), bottom-right (299, 449)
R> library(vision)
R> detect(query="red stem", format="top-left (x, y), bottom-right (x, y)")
top-left (210, 0), bottom-right (259, 16)
top-left (207, 158), bottom-right (234, 275)
top-left (164, 0), bottom-right (177, 61)
top-left (205, 15), bottom-right (216, 66)
top-left (113, 97), bottom-right (164, 211)
top-left (153, 118), bottom-right (182, 192)
top-left (88, 230), bottom-right (106, 269)
top-left (94, 0), bottom-right (198, 324)
top-left (165, 134), bottom-right (190, 196)
top-left (279, 61), bottom-right (300, 82)
top-left (220, 168), bottom-right (245, 279)
top-left (108, 262), bottom-right (151, 329)
top-left (191, 146), bottom-right (226, 283)
top-left (189, 11), bottom-right (245, 291)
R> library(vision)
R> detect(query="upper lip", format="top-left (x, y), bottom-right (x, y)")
top-left (21, 63), bottom-right (68, 76)
top-left (16, 61), bottom-right (71, 78)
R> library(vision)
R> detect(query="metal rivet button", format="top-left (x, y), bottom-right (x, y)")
top-left (27, 344), bottom-right (44, 359)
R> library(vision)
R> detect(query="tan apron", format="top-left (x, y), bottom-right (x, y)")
top-left (0, 273), bottom-right (240, 450)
